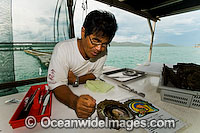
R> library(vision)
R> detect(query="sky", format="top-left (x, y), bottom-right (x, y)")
top-left (12, 0), bottom-right (200, 46)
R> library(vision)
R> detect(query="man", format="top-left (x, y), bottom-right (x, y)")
top-left (47, 10), bottom-right (118, 118)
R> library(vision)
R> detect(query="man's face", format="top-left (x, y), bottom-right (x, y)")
top-left (81, 28), bottom-right (110, 59)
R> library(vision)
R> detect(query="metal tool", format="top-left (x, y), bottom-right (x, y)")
top-left (122, 70), bottom-right (137, 76)
top-left (17, 88), bottom-right (40, 120)
top-left (118, 84), bottom-right (145, 97)
top-left (42, 85), bottom-right (50, 102)
top-left (41, 93), bottom-right (50, 115)
top-left (24, 88), bottom-right (39, 111)
top-left (5, 98), bottom-right (21, 104)
top-left (98, 77), bottom-right (105, 82)
top-left (109, 76), bottom-right (131, 78)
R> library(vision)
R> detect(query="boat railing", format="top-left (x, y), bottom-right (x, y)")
top-left (0, 76), bottom-right (47, 90)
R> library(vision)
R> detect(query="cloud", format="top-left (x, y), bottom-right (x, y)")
top-left (35, 17), bottom-right (53, 26)
top-left (113, 34), bottom-right (150, 43)
top-left (74, 0), bottom-right (151, 43)
top-left (13, 28), bottom-right (54, 42)
top-left (12, 0), bottom-right (56, 41)
top-left (11, 0), bottom-right (200, 46)
top-left (156, 10), bottom-right (200, 36)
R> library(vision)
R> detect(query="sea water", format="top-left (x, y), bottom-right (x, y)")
top-left (11, 46), bottom-right (200, 92)
top-left (14, 50), bottom-right (49, 92)
top-left (106, 46), bottom-right (200, 68)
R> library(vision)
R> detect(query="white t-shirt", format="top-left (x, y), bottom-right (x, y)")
top-left (47, 38), bottom-right (107, 90)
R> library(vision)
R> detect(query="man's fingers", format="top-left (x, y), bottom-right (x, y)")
top-left (77, 95), bottom-right (96, 109)
top-left (76, 107), bottom-right (94, 119)
top-left (78, 105), bottom-right (95, 113)
top-left (77, 98), bottom-right (95, 112)
top-left (76, 109), bottom-right (91, 116)
top-left (77, 113), bottom-right (90, 119)
top-left (80, 95), bottom-right (96, 107)
top-left (76, 104), bottom-right (95, 119)
top-left (78, 104), bottom-right (94, 112)
top-left (81, 95), bottom-right (96, 102)
top-left (81, 99), bottom-right (96, 108)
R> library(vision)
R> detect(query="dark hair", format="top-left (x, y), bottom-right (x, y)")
top-left (83, 10), bottom-right (118, 41)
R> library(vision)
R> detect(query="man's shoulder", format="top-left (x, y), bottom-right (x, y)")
top-left (52, 38), bottom-right (77, 55)
top-left (55, 38), bottom-right (77, 48)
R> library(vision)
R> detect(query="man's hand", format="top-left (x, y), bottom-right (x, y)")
top-left (68, 70), bottom-right (76, 84)
top-left (75, 95), bottom-right (96, 118)
top-left (53, 86), bottom-right (96, 118)
top-left (68, 70), bottom-right (96, 84)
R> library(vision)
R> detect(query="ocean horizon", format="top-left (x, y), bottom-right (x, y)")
top-left (0, 46), bottom-right (199, 93)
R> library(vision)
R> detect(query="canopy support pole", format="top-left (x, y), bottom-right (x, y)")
top-left (147, 19), bottom-right (156, 62)
top-left (67, 0), bottom-right (75, 38)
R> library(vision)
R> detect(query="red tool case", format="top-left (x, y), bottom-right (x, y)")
top-left (9, 84), bottom-right (52, 129)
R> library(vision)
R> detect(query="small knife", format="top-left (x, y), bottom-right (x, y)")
top-left (118, 84), bottom-right (145, 97)
top-left (41, 94), bottom-right (50, 115)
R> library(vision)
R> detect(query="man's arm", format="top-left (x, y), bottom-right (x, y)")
top-left (79, 73), bottom-right (96, 84)
top-left (53, 85), bottom-right (96, 118)
top-left (68, 70), bottom-right (96, 84)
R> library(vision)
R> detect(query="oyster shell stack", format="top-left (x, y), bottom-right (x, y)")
top-left (162, 63), bottom-right (200, 91)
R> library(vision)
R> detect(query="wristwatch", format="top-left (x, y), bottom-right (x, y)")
top-left (72, 76), bottom-right (79, 87)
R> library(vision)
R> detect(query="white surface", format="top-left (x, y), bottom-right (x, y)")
top-left (0, 67), bottom-right (200, 133)
top-left (134, 62), bottom-right (165, 76)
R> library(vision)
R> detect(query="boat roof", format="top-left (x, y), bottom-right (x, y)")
top-left (96, 0), bottom-right (200, 21)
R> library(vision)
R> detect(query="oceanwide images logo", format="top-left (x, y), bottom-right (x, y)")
top-left (25, 116), bottom-right (176, 130)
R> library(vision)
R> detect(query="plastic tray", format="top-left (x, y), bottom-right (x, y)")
top-left (158, 75), bottom-right (200, 109)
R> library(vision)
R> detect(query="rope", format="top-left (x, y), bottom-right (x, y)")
top-left (82, 0), bottom-right (88, 22)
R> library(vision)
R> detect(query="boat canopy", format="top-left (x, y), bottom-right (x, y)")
top-left (96, 0), bottom-right (200, 21)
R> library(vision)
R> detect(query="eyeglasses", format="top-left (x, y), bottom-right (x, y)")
top-left (88, 35), bottom-right (110, 48)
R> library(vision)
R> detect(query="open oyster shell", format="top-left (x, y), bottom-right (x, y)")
top-left (97, 99), bottom-right (135, 120)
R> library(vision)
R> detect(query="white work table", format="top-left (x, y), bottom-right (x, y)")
top-left (0, 66), bottom-right (200, 133)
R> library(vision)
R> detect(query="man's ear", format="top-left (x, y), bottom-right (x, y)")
top-left (81, 27), bottom-right (85, 38)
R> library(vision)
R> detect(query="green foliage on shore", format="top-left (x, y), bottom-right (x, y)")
top-left (110, 41), bottom-right (176, 47)
top-left (110, 41), bottom-right (148, 47)
top-left (154, 43), bottom-right (176, 47)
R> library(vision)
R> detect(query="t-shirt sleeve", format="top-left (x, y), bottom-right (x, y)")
top-left (47, 44), bottom-right (69, 90)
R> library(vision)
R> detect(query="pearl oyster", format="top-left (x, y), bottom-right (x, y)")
top-left (97, 99), bottom-right (135, 120)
